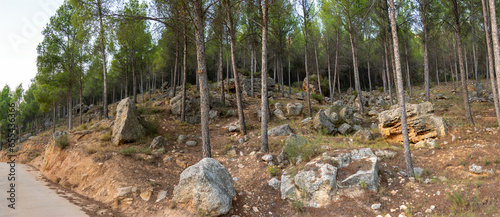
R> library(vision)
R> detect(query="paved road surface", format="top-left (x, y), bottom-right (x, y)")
top-left (0, 163), bottom-right (88, 217)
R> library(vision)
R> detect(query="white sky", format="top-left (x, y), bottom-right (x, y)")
top-left (0, 0), bottom-right (64, 91)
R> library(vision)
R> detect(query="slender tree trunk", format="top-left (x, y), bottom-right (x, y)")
top-left (225, 0), bottom-right (246, 135)
top-left (288, 37), bottom-right (291, 95)
top-left (333, 30), bottom-right (339, 98)
top-left (98, 0), bottom-right (108, 119)
top-left (384, 32), bottom-right (394, 105)
top-left (193, 0), bottom-right (211, 158)
top-left (141, 67), bottom-right (144, 103)
top-left (226, 35), bottom-right (230, 92)
top-left (314, 44), bottom-right (322, 96)
top-left (80, 76), bottom-right (83, 126)
top-left (132, 57), bottom-right (137, 103)
top-left (481, 0), bottom-right (500, 125)
top-left (367, 51), bottom-right (372, 94)
top-left (260, 0), bottom-right (269, 153)
top-left (348, 21), bottom-right (365, 113)
top-left (488, 0), bottom-right (500, 125)
top-left (421, 0), bottom-right (430, 101)
top-left (436, 60), bottom-right (439, 86)
top-left (452, 0), bottom-right (474, 125)
top-left (389, 0), bottom-right (414, 177)
top-left (68, 86), bottom-right (72, 130)
top-left (251, 46), bottom-right (255, 98)
top-left (181, 23), bottom-right (188, 122)
top-left (302, 0), bottom-right (312, 117)
top-left (172, 40), bottom-right (178, 98)
top-left (219, 32), bottom-right (226, 106)
top-left (405, 44), bottom-right (412, 101)
top-left (472, 0), bottom-right (478, 85)
top-left (53, 102), bottom-right (56, 133)
top-left (327, 38), bottom-right (333, 100)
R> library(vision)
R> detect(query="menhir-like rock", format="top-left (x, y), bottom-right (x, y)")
top-left (378, 102), bottom-right (447, 143)
top-left (112, 98), bottom-right (145, 145)
top-left (172, 158), bottom-right (235, 216)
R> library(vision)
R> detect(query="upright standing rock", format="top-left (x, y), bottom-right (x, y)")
top-left (112, 98), bottom-right (145, 145)
top-left (172, 158), bottom-right (235, 216)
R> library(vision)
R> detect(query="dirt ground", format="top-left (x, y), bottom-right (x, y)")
top-left (2, 81), bottom-right (500, 217)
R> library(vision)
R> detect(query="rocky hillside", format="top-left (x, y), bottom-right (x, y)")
top-left (2, 81), bottom-right (500, 217)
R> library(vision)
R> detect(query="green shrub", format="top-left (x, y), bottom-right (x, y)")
top-left (283, 139), bottom-right (323, 164)
top-left (140, 147), bottom-right (151, 155)
top-left (143, 119), bottom-right (159, 136)
top-left (55, 134), bottom-right (70, 150)
top-left (267, 165), bottom-right (279, 176)
top-left (311, 93), bottom-right (323, 102)
top-left (137, 106), bottom-right (164, 115)
top-left (120, 147), bottom-right (136, 156)
top-left (291, 199), bottom-right (305, 212)
top-left (360, 180), bottom-right (367, 189)
top-left (377, 87), bottom-right (384, 92)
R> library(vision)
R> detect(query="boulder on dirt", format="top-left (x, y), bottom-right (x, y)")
top-left (313, 110), bottom-right (337, 134)
top-left (286, 102), bottom-right (303, 116)
top-left (172, 158), bottom-right (235, 216)
top-left (111, 98), bottom-right (145, 145)
top-left (273, 109), bottom-right (287, 120)
top-left (19, 133), bottom-right (32, 143)
top-left (378, 102), bottom-right (447, 143)
top-left (170, 93), bottom-right (201, 124)
top-left (338, 123), bottom-right (352, 135)
top-left (278, 134), bottom-right (308, 164)
top-left (268, 124), bottom-right (293, 136)
top-left (334, 148), bottom-right (379, 191)
top-left (281, 157), bottom-right (337, 208)
top-left (268, 178), bottom-right (281, 190)
top-left (339, 107), bottom-right (354, 120)
top-left (150, 136), bottom-right (166, 149)
top-left (353, 129), bottom-right (374, 141)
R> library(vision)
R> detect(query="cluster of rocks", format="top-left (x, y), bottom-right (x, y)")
top-left (169, 93), bottom-right (220, 124)
top-left (280, 148), bottom-right (379, 208)
top-left (312, 102), bottom-right (372, 139)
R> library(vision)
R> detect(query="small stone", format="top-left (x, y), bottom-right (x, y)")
top-left (238, 138), bottom-right (245, 144)
top-left (155, 190), bottom-right (167, 202)
top-left (436, 191), bottom-right (441, 195)
top-left (186, 141), bottom-right (197, 146)
top-left (400, 205), bottom-right (408, 211)
top-left (414, 167), bottom-right (424, 177)
top-left (268, 178), bottom-right (281, 190)
top-left (233, 177), bottom-right (239, 182)
top-left (262, 154), bottom-right (273, 162)
top-left (469, 164), bottom-right (483, 174)
top-left (177, 135), bottom-right (187, 143)
top-left (252, 207), bottom-right (259, 213)
top-left (371, 203), bottom-right (382, 210)
top-left (425, 209), bottom-right (433, 214)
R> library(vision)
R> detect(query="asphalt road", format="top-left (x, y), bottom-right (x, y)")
top-left (0, 162), bottom-right (88, 217)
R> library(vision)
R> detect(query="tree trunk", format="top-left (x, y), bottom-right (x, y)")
top-left (80, 75), bottom-right (83, 126)
top-left (303, 0), bottom-right (312, 117)
top-left (389, 0), bottom-right (414, 177)
top-left (193, 0), bottom-right (211, 158)
top-left (251, 46), bottom-right (255, 98)
top-left (481, 0), bottom-right (500, 125)
top-left (68, 86), bottom-right (73, 130)
top-left (314, 44), bottom-right (322, 96)
top-left (133, 58), bottom-right (137, 103)
top-left (348, 21), bottom-right (365, 113)
top-left (225, 0), bottom-right (246, 135)
top-left (405, 44), bottom-right (412, 101)
top-left (288, 37), bottom-right (291, 95)
top-left (421, 0), bottom-right (430, 101)
top-left (172, 40), bottom-right (178, 98)
top-left (327, 37), bottom-right (333, 100)
top-left (436, 60), bottom-right (439, 86)
top-left (384, 32), bottom-right (394, 105)
top-left (333, 30), bottom-right (339, 98)
top-left (367, 51), bottom-right (372, 94)
top-left (98, 0), bottom-right (108, 120)
top-left (260, 0), bottom-right (269, 153)
top-left (488, 0), bottom-right (500, 125)
top-left (181, 23), bottom-right (188, 122)
top-left (53, 102), bottom-right (56, 133)
top-left (219, 31), bottom-right (226, 106)
top-left (141, 67), bottom-right (144, 103)
top-left (452, 0), bottom-right (474, 125)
